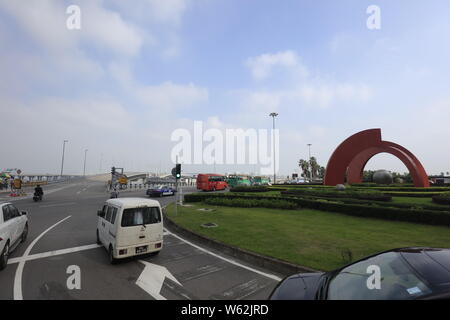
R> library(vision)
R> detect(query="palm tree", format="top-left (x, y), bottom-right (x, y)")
top-left (298, 159), bottom-right (310, 179)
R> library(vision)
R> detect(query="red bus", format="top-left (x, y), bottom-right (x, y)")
top-left (196, 174), bottom-right (228, 191)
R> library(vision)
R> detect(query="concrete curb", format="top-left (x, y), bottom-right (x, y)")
top-left (163, 211), bottom-right (319, 277)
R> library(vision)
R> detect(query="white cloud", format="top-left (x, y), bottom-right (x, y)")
top-left (137, 81), bottom-right (209, 110)
top-left (0, 0), bottom-right (144, 57)
top-left (245, 50), bottom-right (307, 81)
top-left (146, 0), bottom-right (188, 25)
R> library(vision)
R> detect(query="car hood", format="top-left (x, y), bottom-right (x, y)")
top-left (269, 272), bottom-right (324, 300)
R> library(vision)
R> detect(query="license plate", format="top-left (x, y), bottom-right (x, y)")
top-left (136, 246), bottom-right (148, 254)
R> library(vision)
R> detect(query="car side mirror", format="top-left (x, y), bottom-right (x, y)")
top-left (97, 210), bottom-right (104, 217)
top-left (21, 211), bottom-right (27, 216)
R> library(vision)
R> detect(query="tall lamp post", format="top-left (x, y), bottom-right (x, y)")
top-left (307, 143), bottom-right (312, 182)
top-left (83, 149), bottom-right (88, 176)
top-left (60, 140), bottom-right (68, 177)
top-left (269, 112), bottom-right (278, 184)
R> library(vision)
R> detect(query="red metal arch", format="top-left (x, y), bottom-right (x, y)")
top-left (324, 129), bottom-right (429, 187)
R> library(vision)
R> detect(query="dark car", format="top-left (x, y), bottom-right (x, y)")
top-left (270, 247), bottom-right (450, 300)
top-left (146, 185), bottom-right (176, 197)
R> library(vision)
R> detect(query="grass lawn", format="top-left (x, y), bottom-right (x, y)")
top-left (166, 202), bottom-right (450, 271)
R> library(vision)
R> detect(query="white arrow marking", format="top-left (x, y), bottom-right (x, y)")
top-left (135, 260), bottom-right (181, 300)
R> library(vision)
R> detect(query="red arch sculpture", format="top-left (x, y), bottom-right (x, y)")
top-left (324, 129), bottom-right (429, 187)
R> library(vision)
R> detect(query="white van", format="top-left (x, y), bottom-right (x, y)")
top-left (96, 198), bottom-right (163, 264)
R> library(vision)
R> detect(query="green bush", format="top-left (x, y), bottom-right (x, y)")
top-left (204, 197), bottom-right (297, 209)
top-left (432, 193), bottom-right (450, 205)
top-left (184, 193), bottom-right (450, 227)
top-left (230, 186), bottom-right (270, 192)
top-left (280, 188), bottom-right (392, 202)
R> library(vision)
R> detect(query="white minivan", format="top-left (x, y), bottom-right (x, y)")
top-left (96, 198), bottom-right (163, 264)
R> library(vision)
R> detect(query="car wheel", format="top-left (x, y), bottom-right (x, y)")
top-left (0, 242), bottom-right (9, 270)
top-left (21, 223), bottom-right (28, 243)
top-left (109, 245), bottom-right (117, 265)
top-left (96, 229), bottom-right (101, 245)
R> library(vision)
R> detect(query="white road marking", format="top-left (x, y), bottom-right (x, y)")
top-left (13, 215), bottom-right (72, 300)
top-left (136, 260), bottom-right (182, 300)
top-left (39, 202), bottom-right (77, 208)
top-left (163, 228), bottom-right (282, 282)
top-left (8, 243), bottom-right (101, 265)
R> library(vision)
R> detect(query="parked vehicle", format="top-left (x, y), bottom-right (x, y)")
top-left (270, 247), bottom-right (450, 300)
top-left (0, 202), bottom-right (28, 270)
top-left (146, 185), bottom-right (176, 197)
top-left (196, 174), bottom-right (228, 191)
top-left (96, 198), bottom-right (163, 264)
top-left (225, 175), bottom-right (251, 188)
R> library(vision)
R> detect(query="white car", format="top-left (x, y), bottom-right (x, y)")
top-left (0, 202), bottom-right (28, 270)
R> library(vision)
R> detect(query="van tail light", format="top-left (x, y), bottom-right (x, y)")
top-left (119, 249), bottom-right (127, 255)
top-left (155, 243), bottom-right (162, 248)
top-left (0, 237), bottom-right (3, 242)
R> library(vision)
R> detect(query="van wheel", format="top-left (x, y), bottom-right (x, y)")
top-left (96, 230), bottom-right (101, 245)
top-left (21, 223), bottom-right (28, 243)
top-left (0, 242), bottom-right (9, 270)
top-left (109, 245), bottom-right (117, 265)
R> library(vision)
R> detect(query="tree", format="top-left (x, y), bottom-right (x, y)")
top-left (309, 157), bottom-right (320, 179)
top-left (298, 159), bottom-right (311, 180)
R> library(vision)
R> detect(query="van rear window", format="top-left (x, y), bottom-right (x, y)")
top-left (121, 207), bottom-right (161, 227)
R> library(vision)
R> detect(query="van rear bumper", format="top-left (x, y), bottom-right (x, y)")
top-left (114, 241), bottom-right (163, 259)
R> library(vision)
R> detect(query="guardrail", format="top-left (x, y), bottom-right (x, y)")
top-left (110, 181), bottom-right (196, 190)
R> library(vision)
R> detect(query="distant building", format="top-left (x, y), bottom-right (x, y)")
top-left (429, 176), bottom-right (450, 185)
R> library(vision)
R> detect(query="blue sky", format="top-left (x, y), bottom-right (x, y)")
top-left (0, 0), bottom-right (449, 176)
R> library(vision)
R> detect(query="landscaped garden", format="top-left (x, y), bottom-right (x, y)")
top-left (165, 184), bottom-right (450, 271)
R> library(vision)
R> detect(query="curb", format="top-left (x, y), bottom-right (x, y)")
top-left (163, 211), bottom-right (319, 277)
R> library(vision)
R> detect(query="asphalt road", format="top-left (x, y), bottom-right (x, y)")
top-left (0, 179), bottom-right (281, 300)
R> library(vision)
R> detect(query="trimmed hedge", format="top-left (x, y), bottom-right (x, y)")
top-left (204, 197), bottom-right (297, 209)
top-left (280, 189), bottom-right (392, 202)
top-left (229, 186), bottom-right (286, 192)
top-left (432, 193), bottom-right (450, 205)
top-left (184, 193), bottom-right (450, 227)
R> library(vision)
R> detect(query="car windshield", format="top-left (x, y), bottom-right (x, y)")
top-left (326, 251), bottom-right (433, 300)
top-left (121, 207), bottom-right (161, 227)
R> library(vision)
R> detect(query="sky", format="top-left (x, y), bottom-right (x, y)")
top-left (0, 0), bottom-right (449, 176)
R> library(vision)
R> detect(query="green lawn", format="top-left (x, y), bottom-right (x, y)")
top-left (166, 203), bottom-right (450, 271)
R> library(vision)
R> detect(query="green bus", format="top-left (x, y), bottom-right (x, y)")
top-left (225, 175), bottom-right (251, 188)
top-left (251, 176), bottom-right (270, 185)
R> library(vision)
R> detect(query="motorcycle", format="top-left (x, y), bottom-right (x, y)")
top-left (110, 190), bottom-right (119, 199)
top-left (33, 192), bottom-right (43, 202)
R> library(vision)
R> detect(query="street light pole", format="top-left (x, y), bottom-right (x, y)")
top-left (83, 149), bottom-right (88, 176)
top-left (269, 112), bottom-right (278, 184)
top-left (60, 140), bottom-right (68, 177)
top-left (307, 143), bottom-right (312, 182)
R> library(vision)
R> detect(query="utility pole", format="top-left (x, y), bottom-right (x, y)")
top-left (269, 112), bottom-right (278, 184)
top-left (60, 140), bottom-right (68, 177)
top-left (307, 144), bottom-right (312, 182)
top-left (83, 149), bottom-right (88, 176)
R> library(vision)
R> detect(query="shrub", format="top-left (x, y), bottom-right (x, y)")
top-left (184, 193), bottom-right (450, 227)
top-left (204, 197), bottom-right (298, 209)
top-left (280, 188), bottom-right (392, 202)
top-left (230, 186), bottom-right (270, 192)
top-left (432, 193), bottom-right (450, 205)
